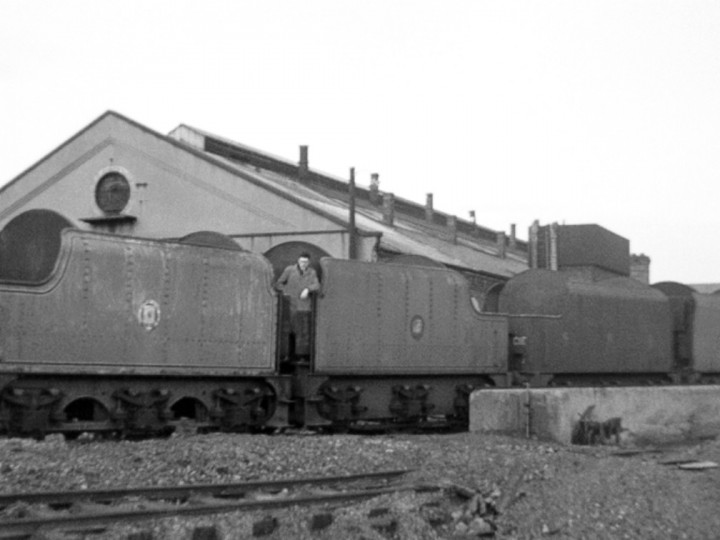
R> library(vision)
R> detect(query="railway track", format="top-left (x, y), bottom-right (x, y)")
top-left (0, 469), bottom-right (433, 539)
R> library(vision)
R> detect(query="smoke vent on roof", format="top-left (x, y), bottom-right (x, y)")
top-left (370, 173), bottom-right (380, 205)
top-left (298, 145), bottom-right (309, 180)
top-left (496, 231), bottom-right (507, 258)
top-left (447, 215), bottom-right (457, 243)
top-left (425, 193), bottom-right (434, 222)
top-left (383, 193), bottom-right (395, 226)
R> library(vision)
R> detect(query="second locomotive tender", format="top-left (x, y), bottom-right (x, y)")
top-left (1, 210), bottom-right (719, 437)
top-left (0, 209), bottom-right (507, 436)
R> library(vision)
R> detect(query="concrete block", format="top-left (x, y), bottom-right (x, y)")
top-left (469, 388), bottom-right (530, 438)
top-left (470, 385), bottom-right (720, 445)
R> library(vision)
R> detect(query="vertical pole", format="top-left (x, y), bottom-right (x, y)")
top-left (348, 167), bottom-right (357, 260)
top-left (549, 222), bottom-right (558, 271)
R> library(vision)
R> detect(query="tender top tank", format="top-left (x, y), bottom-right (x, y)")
top-left (498, 269), bottom-right (674, 375)
top-left (313, 258), bottom-right (508, 374)
top-left (0, 211), bottom-right (277, 375)
top-left (654, 281), bottom-right (720, 374)
top-left (0, 209), bottom-right (73, 283)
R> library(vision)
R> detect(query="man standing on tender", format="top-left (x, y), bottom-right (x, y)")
top-left (274, 252), bottom-right (320, 363)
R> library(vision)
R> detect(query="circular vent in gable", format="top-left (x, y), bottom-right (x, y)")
top-left (95, 171), bottom-right (130, 214)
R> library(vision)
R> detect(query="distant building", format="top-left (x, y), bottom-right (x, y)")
top-left (529, 221), bottom-right (652, 284)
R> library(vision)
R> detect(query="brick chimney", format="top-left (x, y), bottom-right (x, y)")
top-left (369, 173), bottom-right (380, 205)
top-left (425, 193), bottom-right (434, 222)
top-left (382, 193), bottom-right (395, 226)
top-left (630, 253), bottom-right (651, 284)
top-left (509, 224), bottom-right (517, 249)
top-left (298, 145), bottom-right (309, 180)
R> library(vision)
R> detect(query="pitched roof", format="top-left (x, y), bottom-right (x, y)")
top-left (1, 111), bottom-right (528, 280)
top-left (169, 124), bottom-right (528, 278)
top-left (0, 111), bottom-right (355, 232)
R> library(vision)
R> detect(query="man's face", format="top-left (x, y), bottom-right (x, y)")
top-left (298, 257), bottom-right (310, 271)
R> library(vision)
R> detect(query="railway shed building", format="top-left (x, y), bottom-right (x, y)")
top-left (0, 111), bottom-right (527, 301)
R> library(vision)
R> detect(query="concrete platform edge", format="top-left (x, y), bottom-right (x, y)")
top-left (469, 386), bottom-right (720, 445)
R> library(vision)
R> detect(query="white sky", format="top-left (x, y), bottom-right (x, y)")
top-left (2, 0), bottom-right (719, 283)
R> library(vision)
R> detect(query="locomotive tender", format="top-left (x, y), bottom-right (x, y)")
top-left (0, 210), bottom-right (719, 438)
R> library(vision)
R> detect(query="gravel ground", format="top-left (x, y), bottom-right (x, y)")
top-left (1, 430), bottom-right (719, 539)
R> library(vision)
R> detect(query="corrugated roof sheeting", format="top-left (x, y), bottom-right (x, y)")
top-left (207, 153), bottom-right (526, 278)
top-left (168, 125), bottom-right (518, 244)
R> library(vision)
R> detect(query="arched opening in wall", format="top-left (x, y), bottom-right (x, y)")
top-left (263, 242), bottom-right (330, 282)
top-left (264, 242), bottom-right (330, 364)
top-left (483, 282), bottom-right (506, 313)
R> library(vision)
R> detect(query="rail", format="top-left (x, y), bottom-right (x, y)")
top-left (0, 469), bottom-right (432, 539)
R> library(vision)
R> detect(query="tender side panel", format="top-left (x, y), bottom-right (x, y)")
top-left (567, 279), bottom-right (673, 372)
top-left (0, 230), bottom-right (277, 373)
top-left (505, 315), bottom-right (558, 374)
top-left (501, 270), bottom-right (674, 374)
top-left (314, 259), bottom-right (508, 374)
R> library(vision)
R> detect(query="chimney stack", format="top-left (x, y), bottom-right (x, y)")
top-left (470, 211), bottom-right (478, 237)
top-left (509, 224), bottom-right (517, 249)
top-left (425, 193), bottom-right (434, 222)
top-left (348, 167), bottom-right (357, 260)
top-left (369, 173), bottom-right (380, 205)
top-left (496, 231), bottom-right (507, 258)
top-left (447, 215), bottom-right (457, 243)
top-left (630, 254), bottom-right (651, 284)
top-left (299, 145), bottom-right (309, 180)
top-left (382, 193), bottom-right (395, 226)
top-left (529, 220), bottom-right (540, 268)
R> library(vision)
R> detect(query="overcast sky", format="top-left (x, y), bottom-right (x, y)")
top-left (2, 1), bottom-right (719, 283)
